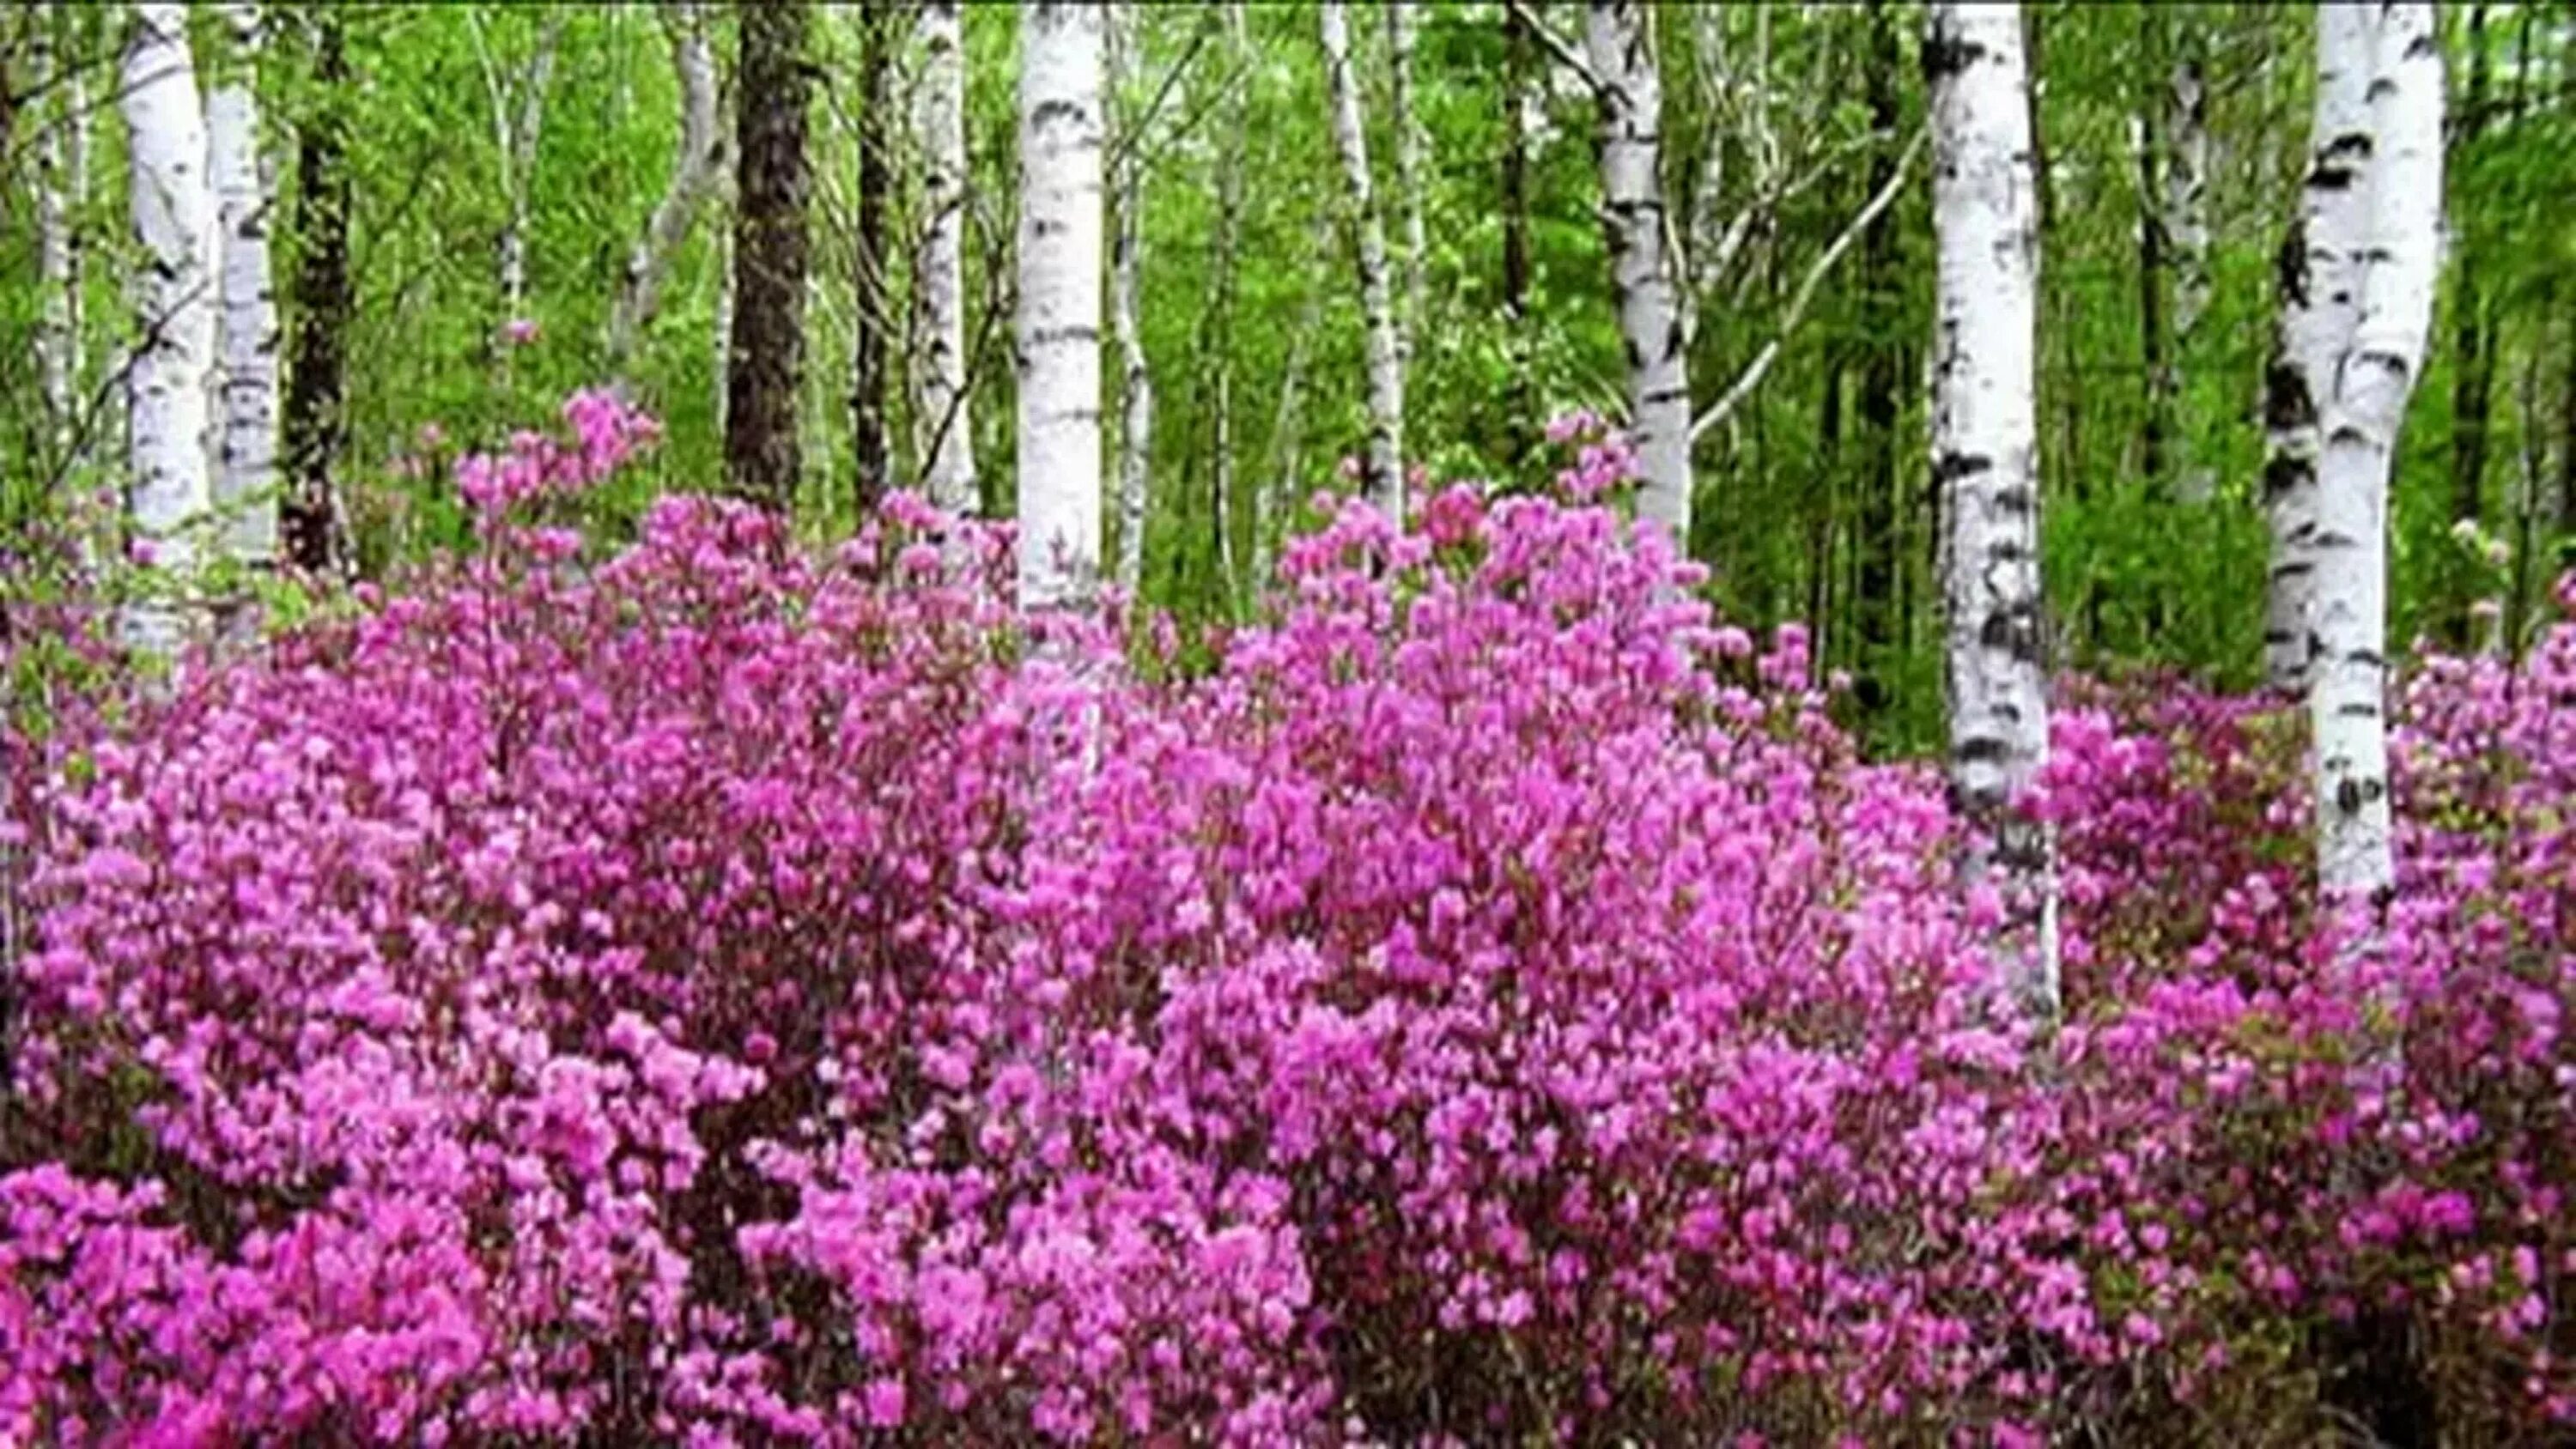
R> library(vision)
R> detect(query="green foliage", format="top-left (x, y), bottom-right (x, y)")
top-left (1, 1), bottom-right (2573, 748)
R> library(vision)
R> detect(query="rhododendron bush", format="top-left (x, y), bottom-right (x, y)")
top-left (2, 397), bottom-right (2571, 1445)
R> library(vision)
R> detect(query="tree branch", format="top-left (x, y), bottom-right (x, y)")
top-left (1504, 0), bottom-right (1601, 95)
top-left (1691, 125), bottom-right (1922, 443)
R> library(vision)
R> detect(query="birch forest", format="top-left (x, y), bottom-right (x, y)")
top-left (3, 4), bottom-right (2576, 1443)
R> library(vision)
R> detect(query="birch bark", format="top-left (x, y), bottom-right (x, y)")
top-left (121, 0), bottom-right (218, 655)
top-left (1109, 6), bottom-right (1152, 594)
top-left (1929, 0), bottom-right (2056, 1016)
top-left (1016, 1), bottom-right (1107, 610)
top-left (2312, 3), bottom-right (2443, 904)
top-left (209, 1), bottom-right (279, 566)
top-left (1387, 2), bottom-right (1429, 369)
top-left (606, 3), bottom-right (723, 373)
top-left (36, 7), bottom-right (76, 467)
top-left (915, 0), bottom-right (976, 513)
top-left (2166, 22), bottom-right (2214, 502)
top-left (1586, 2), bottom-right (1692, 546)
top-left (2263, 4), bottom-right (2377, 694)
top-left (1320, 0), bottom-right (1406, 523)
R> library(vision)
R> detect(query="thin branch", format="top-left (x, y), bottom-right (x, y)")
top-left (1504, 0), bottom-right (1601, 95)
top-left (1690, 125), bottom-right (1923, 443)
top-left (1103, 10), bottom-right (1216, 176)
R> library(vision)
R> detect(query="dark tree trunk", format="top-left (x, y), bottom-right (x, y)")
top-left (1502, 0), bottom-right (1534, 470)
top-left (281, 6), bottom-right (353, 577)
top-left (2136, 7), bottom-right (2170, 499)
top-left (2445, 3), bottom-right (2494, 647)
top-left (1814, 353), bottom-right (1844, 672)
top-left (1854, 0), bottom-right (1901, 712)
top-left (2559, 325), bottom-right (2576, 551)
top-left (725, 0), bottom-right (812, 513)
top-left (850, 3), bottom-right (891, 516)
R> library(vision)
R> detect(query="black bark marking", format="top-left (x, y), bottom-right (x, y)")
top-left (1922, 30), bottom-right (1984, 83)
top-left (1932, 452), bottom-right (1994, 488)
top-left (1030, 98), bottom-right (1090, 131)
top-left (2263, 357), bottom-right (2314, 434)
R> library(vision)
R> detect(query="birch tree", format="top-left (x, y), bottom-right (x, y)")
top-left (1586, 1), bottom-right (1692, 546)
top-left (1387, 2), bottom-right (1429, 370)
top-left (121, 0), bottom-right (218, 654)
top-left (915, 0), bottom-right (976, 514)
top-left (1928, 0), bottom-right (2055, 1016)
top-left (1016, 1), bottom-right (1106, 610)
top-left (2165, 19), bottom-right (2213, 503)
top-left (1109, 5), bottom-right (1152, 594)
top-left (2263, 6), bottom-right (2377, 694)
top-left (1320, 0), bottom-right (1406, 523)
top-left (2312, 2), bottom-right (2443, 904)
top-left (1502, 1), bottom-right (1537, 462)
top-left (605, 2), bottom-right (723, 374)
top-left (472, 9), bottom-right (566, 326)
top-left (1203, 1), bottom-right (1252, 597)
top-left (208, 1), bottom-right (279, 567)
top-left (34, 5), bottom-right (77, 468)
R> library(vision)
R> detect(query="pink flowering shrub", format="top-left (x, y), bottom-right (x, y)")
top-left (2, 397), bottom-right (2572, 1445)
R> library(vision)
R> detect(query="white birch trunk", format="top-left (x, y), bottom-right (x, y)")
top-left (1260, 211), bottom-right (1337, 590)
top-left (1109, 6), bottom-right (1152, 594)
top-left (1320, 0), bottom-right (1406, 524)
top-left (916, 0), bottom-right (977, 514)
top-left (1209, 0), bottom-right (1251, 600)
top-left (36, 9), bottom-right (76, 463)
top-left (1587, 2), bottom-right (1693, 546)
top-left (479, 10), bottom-right (565, 324)
top-left (2312, 3), bottom-right (2442, 904)
top-left (122, 1), bottom-right (218, 656)
top-left (1015, 1), bottom-right (1106, 611)
top-left (607, 2), bottom-right (723, 372)
top-left (2167, 31), bottom-right (2214, 504)
top-left (209, 2), bottom-right (279, 567)
top-left (1387, 1), bottom-right (1428, 367)
top-left (1929, 0), bottom-right (2055, 1017)
top-left (712, 188), bottom-right (733, 436)
top-left (2264, 4), bottom-right (2377, 694)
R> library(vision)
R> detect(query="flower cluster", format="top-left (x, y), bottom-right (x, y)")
top-left (2, 399), bottom-right (2570, 1445)
top-left (452, 388), bottom-right (659, 521)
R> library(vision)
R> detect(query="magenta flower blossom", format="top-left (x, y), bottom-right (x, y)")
top-left (3, 391), bottom-right (2572, 1443)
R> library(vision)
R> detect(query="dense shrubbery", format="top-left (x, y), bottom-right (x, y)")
top-left (2, 398), bottom-right (2570, 1445)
